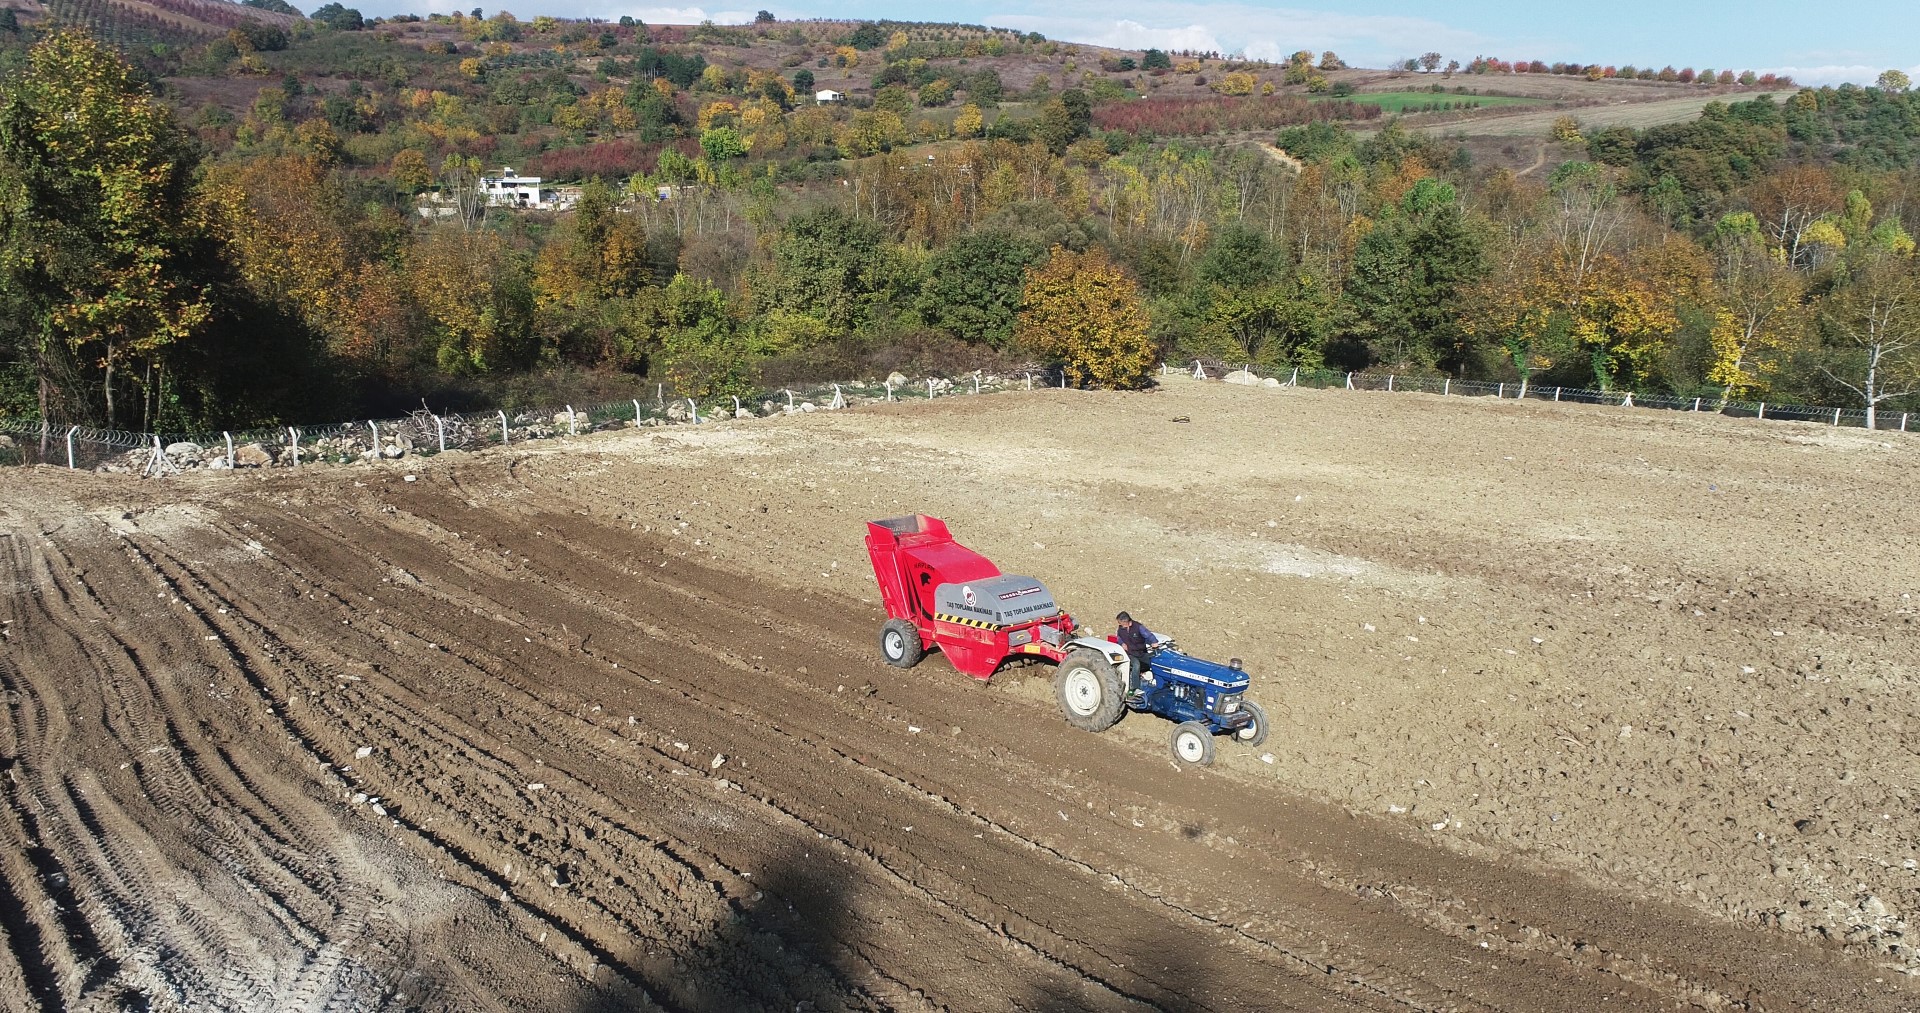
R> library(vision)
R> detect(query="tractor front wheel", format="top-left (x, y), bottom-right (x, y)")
top-left (879, 618), bottom-right (925, 668)
top-left (1053, 648), bottom-right (1125, 732)
top-left (1170, 722), bottom-right (1216, 766)
top-left (1233, 701), bottom-right (1269, 748)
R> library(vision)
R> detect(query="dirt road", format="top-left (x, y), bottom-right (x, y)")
top-left (2, 379), bottom-right (1915, 1011)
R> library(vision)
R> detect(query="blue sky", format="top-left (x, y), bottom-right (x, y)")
top-left (386, 0), bottom-right (1917, 86)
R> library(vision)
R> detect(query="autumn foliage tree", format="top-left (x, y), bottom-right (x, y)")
top-left (0, 31), bottom-right (216, 428)
top-left (1015, 246), bottom-right (1156, 389)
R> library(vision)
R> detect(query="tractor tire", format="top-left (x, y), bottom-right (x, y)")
top-left (1053, 648), bottom-right (1125, 732)
top-left (1233, 701), bottom-right (1270, 748)
top-left (1170, 721), bottom-right (1216, 766)
top-left (879, 618), bottom-right (924, 668)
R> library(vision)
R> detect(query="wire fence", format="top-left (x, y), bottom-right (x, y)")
top-left (1178, 359), bottom-right (1919, 436)
top-left (0, 367), bottom-right (1070, 476)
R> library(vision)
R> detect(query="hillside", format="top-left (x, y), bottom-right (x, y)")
top-left (2, 12), bottom-right (1915, 439)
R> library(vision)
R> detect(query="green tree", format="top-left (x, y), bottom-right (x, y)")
top-left (1, 31), bottom-right (217, 428)
top-left (310, 2), bottom-right (364, 30)
top-left (1016, 246), bottom-right (1156, 389)
top-left (1197, 225), bottom-right (1284, 290)
top-left (1343, 177), bottom-right (1486, 371)
top-left (1877, 69), bottom-right (1911, 93)
top-left (699, 125), bottom-right (747, 160)
top-left (754, 206), bottom-right (896, 333)
top-left (654, 274), bottom-right (753, 400)
top-left (918, 230), bottom-right (1043, 346)
top-left (792, 69), bottom-right (815, 93)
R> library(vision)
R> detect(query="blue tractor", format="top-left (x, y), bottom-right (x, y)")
top-left (1051, 635), bottom-right (1269, 766)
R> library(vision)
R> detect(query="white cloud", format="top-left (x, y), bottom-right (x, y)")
top-left (1760, 64), bottom-right (1920, 87)
top-left (409, 1), bottom-right (759, 23)
top-left (983, 1), bottom-right (1500, 68)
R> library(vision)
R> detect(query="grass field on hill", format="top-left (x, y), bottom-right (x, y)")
top-left (1343, 91), bottom-right (1547, 113)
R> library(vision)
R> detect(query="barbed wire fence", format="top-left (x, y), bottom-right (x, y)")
top-left (0, 366), bottom-right (1072, 475)
top-left (1176, 359), bottom-right (1918, 436)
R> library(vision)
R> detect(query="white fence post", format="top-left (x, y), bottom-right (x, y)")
top-left (65, 425), bottom-right (77, 469)
top-left (656, 383), bottom-right (664, 407)
top-left (1193, 359), bottom-right (1204, 380)
top-left (367, 421), bottom-right (379, 458)
top-left (224, 431), bottom-right (234, 469)
top-left (499, 411), bottom-right (509, 444)
top-left (1060, 370), bottom-right (1067, 389)
top-left (1555, 387), bottom-right (1562, 402)
top-left (831, 385), bottom-right (845, 409)
top-left (633, 399), bottom-right (643, 426)
top-left (972, 374), bottom-right (980, 395)
top-left (1346, 373), bottom-right (1355, 391)
top-left (435, 415), bottom-right (446, 453)
top-left (886, 380), bottom-right (895, 401)
top-left (1025, 373), bottom-right (1032, 391)
top-left (1621, 393), bottom-right (1633, 407)
top-left (929, 378), bottom-right (936, 399)
top-left (1693, 397), bottom-right (1701, 412)
top-left (733, 395), bottom-right (743, 417)
top-left (1443, 378), bottom-right (1450, 396)
top-left (1757, 402), bottom-right (1765, 420)
top-left (786, 389), bottom-right (794, 410)
top-left (1833, 407), bottom-right (1842, 426)
top-left (1289, 367), bottom-right (1299, 386)
top-left (687, 399), bottom-right (699, 424)
top-left (565, 405), bottom-right (578, 436)
top-left (1161, 362), bottom-right (1167, 377)
top-left (288, 427), bottom-right (300, 468)
top-left (1903, 413), bottom-right (1909, 432)
top-left (1498, 382), bottom-right (1504, 398)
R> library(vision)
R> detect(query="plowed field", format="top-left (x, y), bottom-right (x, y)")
top-left (3, 378), bottom-right (1916, 1012)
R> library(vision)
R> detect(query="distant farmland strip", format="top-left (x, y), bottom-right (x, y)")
top-left (1339, 91), bottom-right (1544, 114)
top-left (1093, 96), bottom-right (1381, 136)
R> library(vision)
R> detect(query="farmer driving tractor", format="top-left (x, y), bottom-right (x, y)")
top-left (1116, 611), bottom-right (1155, 703)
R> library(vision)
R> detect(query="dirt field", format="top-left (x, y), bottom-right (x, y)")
top-left (3, 378), bottom-right (1917, 1012)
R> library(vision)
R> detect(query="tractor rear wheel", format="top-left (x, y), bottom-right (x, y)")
top-left (1053, 648), bottom-right (1125, 732)
top-left (879, 618), bottom-right (924, 668)
top-left (1170, 722), bottom-right (1216, 766)
top-left (1233, 701), bottom-right (1269, 747)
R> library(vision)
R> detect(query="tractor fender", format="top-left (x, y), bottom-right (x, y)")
top-left (1065, 636), bottom-right (1126, 664)
top-left (1065, 637), bottom-right (1141, 683)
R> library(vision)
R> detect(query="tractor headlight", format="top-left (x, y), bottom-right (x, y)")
top-left (1224, 697), bottom-right (1241, 714)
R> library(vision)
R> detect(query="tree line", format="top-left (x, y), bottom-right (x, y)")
top-left (3, 29), bottom-right (1918, 434)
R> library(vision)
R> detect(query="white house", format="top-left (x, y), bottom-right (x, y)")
top-left (815, 89), bottom-right (845, 104)
top-left (481, 167), bottom-right (544, 208)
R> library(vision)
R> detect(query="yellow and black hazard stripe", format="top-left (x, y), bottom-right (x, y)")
top-left (934, 612), bottom-right (1003, 630)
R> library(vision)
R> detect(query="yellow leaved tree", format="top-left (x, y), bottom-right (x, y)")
top-left (1014, 247), bottom-right (1156, 389)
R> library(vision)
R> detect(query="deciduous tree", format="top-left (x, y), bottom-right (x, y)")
top-left (1015, 246), bottom-right (1155, 388)
top-left (1818, 254), bottom-right (1919, 429)
top-left (0, 31), bottom-right (216, 428)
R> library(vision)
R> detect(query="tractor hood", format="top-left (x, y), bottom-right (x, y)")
top-left (1151, 649), bottom-right (1250, 693)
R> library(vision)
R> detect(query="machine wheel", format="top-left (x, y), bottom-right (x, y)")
top-left (879, 619), bottom-right (924, 668)
top-left (1053, 648), bottom-right (1125, 732)
top-left (1170, 722), bottom-right (1216, 766)
top-left (1233, 701), bottom-right (1269, 748)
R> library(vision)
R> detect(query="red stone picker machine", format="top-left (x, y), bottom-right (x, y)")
top-left (864, 515), bottom-right (1269, 766)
